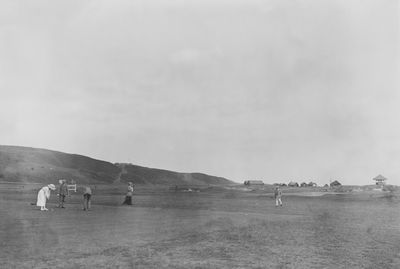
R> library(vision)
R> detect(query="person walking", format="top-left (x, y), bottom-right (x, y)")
top-left (122, 182), bottom-right (134, 205)
top-left (58, 179), bottom-right (69, 208)
top-left (274, 186), bottom-right (283, 207)
top-left (36, 184), bottom-right (56, 211)
top-left (83, 186), bottom-right (92, 211)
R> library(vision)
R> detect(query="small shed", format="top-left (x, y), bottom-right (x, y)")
top-left (373, 175), bottom-right (387, 186)
top-left (308, 182), bottom-right (317, 187)
top-left (330, 180), bottom-right (341, 187)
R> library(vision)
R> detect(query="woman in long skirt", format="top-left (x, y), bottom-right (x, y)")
top-left (36, 184), bottom-right (56, 211)
top-left (122, 182), bottom-right (134, 205)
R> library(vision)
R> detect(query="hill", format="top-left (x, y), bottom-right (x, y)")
top-left (0, 145), bottom-right (232, 185)
top-left (117, 163), bottom-right (231, 186)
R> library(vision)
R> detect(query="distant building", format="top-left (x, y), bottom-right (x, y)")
top-left (244, 180), bottom-right (264, 186)
top-left (330, 180), bottom-right (341, 187)
top-left (273, 183), bottom-right (287, 187)
top-left (373, 175), bottom-right (387, 186)
top-left (288, 181), bottom-right (299, 187)
top-left (300, 182), bottom-right (308, 187)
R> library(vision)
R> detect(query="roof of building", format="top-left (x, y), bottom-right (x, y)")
top-left (373, 174), bottom-right (387, 181)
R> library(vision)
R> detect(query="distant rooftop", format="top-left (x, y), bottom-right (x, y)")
top-left (373, 174), bottom-right (387, 181)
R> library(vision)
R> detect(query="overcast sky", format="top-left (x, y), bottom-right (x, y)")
top-left (0, 0), bottom-right (399, 185)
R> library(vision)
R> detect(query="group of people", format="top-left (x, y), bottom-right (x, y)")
top-left (36, 182), bottom-right (280, 210)
top-left (36, 181), bottom-right (134, 211)
top-left (36, 180), bottom-right (93, 211)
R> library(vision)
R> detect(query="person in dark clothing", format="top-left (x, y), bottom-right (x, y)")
top-left (122, 182), bottom-right (134, 205)
top-left (58, 180), bottom-right (69, 208)
top-left (83, 186), bottom-right (92, 211)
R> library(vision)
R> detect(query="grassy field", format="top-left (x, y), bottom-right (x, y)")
top-left (1, 184), bottom-right (400, 268)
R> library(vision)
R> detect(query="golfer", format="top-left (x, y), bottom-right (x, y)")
top-left (36, 184), bottom-right (56, 211)
top-left (122, 182), bottom-right (134, 205)
top-left (58, 179), bottom-right (69, 208)
top-left (274, 186), bottom-right (283, 207)
top-left (83, 186), bottom-right (92, 211)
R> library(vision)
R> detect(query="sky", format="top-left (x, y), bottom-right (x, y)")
top-left (0, 0), bottom-right (399, 185)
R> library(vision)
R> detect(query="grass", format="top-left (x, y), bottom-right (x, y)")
top-left (1, 184), bottom-right (400, 268)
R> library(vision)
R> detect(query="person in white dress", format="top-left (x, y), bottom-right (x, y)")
top-left (36, 184), bottom-right (56, 211)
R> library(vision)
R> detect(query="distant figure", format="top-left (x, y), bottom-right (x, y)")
top-left (274, 186), bottom-right (283, 207)
top-left (58, 179), bottom-right (69, 208)
top-left (122, 182), bottom-right (134, 205)
top-left (36, 184), bottom-right (56, 211)
top-left (83, 186), bottom-right (92, 211)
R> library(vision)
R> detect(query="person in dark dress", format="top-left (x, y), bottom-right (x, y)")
top-left (122, 182), bottom-right (134, 205)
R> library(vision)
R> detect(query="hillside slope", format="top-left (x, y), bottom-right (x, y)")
top-left (0, 145), bottom-right (232, 185)
top-left (0, 145), bottom-right (120, 184)
top-left (118, 164), bottom-right (231, 186)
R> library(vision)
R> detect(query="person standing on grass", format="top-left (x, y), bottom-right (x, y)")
top-left (122, 182), bottom-right (134, 205)
top-left (83, 185), bottom-right (92, 211)
top-left (58, 179), bottom-right (69, 208)
top-left (36, 184), bottom-right (56, 211)
top-left (274, 186), bottom-right (283, 207)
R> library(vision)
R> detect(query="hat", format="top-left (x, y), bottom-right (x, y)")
top-left (48, 184), bottom-right (56, 190)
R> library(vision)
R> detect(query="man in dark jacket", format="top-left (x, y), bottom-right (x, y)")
top-left (58, 179), bottom-right (69, 208)
top-left (83, 186), bottom-right (92, 211)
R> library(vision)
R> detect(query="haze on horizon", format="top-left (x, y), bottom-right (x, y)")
top-left (0, 0), bottom-right (399, 186)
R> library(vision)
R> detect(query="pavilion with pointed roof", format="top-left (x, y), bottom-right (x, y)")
top-left (373, 174), bottom-right (387, 186)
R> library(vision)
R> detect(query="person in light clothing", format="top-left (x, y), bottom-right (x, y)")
top-left (274, 186), bottom-right (283, 207)
top-left (36, 184), bottom-right (56, 211)
top-left (122, 182), bottom-right (134, 205)
top-left (83, 186), bottom-right (92, 211)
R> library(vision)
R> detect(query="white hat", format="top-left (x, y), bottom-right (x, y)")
top-left (48, 184), bottom-right (56, 190)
